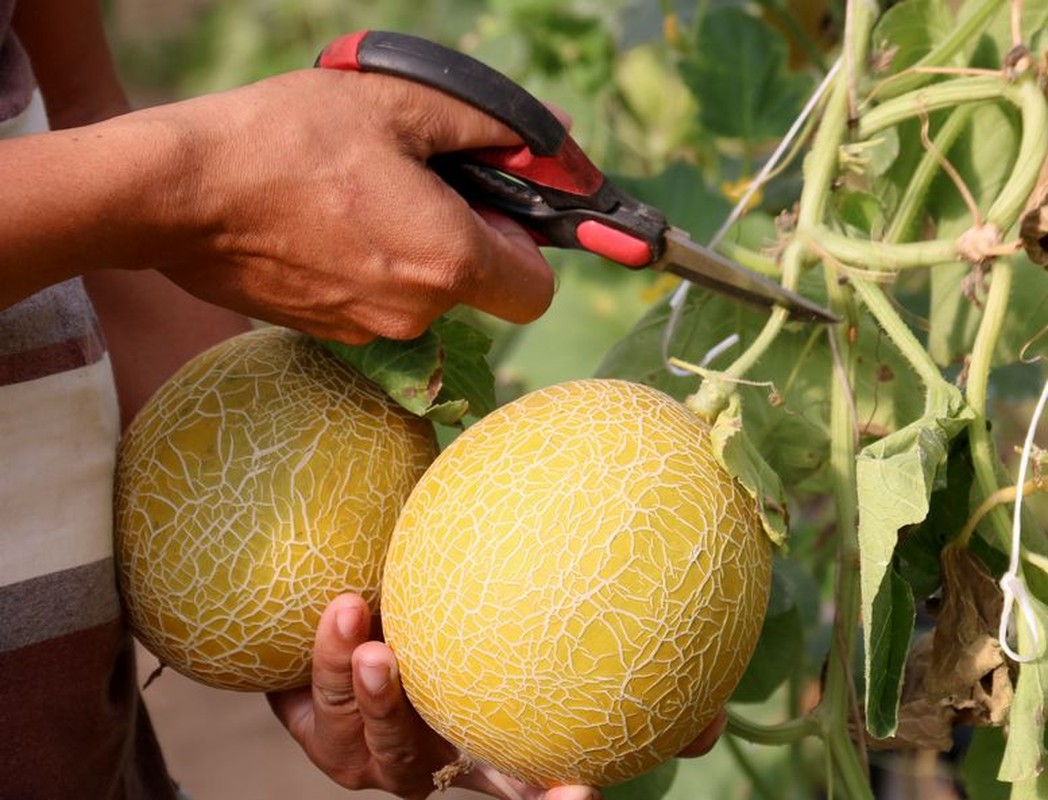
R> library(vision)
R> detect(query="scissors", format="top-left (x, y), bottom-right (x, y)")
top-left (317, 31), bottom-right (836, 324)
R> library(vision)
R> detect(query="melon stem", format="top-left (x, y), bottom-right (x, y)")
top-left (724, 709), bottom-right (819, 745)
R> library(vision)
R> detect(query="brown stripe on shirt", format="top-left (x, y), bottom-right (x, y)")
top-left (0, 278), bottom-right (107, 387)
top-left (0, 558), bottom-right (123, 652)
top-left (0, 618), bottom-right (178, 799)
top-left (0, 332), bottom-right (107, 385)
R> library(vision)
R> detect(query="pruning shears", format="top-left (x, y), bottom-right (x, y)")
top-left (317, 30), bottom-right (836, 324)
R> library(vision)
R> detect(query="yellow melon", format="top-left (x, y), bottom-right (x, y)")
top-left (115, 326), bottom-right (437, 692)
top-left (381, 379), bottom-right (771, 788)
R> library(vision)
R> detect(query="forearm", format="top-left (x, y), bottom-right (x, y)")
top-left (0, 111), bottom-right (195, 308)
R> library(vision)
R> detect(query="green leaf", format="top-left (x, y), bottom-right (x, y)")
top-left (835, 191), bottom-right (887, 238)
top-left (929, 254), bottom-right (1048, 371)
top-left (732, 555), bottom-right (809, 703)
top-left (1010, 771), bottom-right (1048, 800)
top-left (962, 726), bottom-right (1012, 800)
top-left (709, 393), bottom-right (790, 546)
top-left (604, 759), bottom-right (678, 800)
top-left (595, 288), bottom-right (830, 490)
top-left (321, 316), bottom-right (495, 424)
top-left (998, 591), bottom-right (1048, 785)
top-left (865, 567), bottom-right (917, 738)
top-left (895, 431), bottom-right (976, 599)
top-left (863, 126), bottom-right (903, 179)
top-left (498, 251), bottom-right (654, 392)
top-left (679, 7), bottom-right (814, 142)
top-left (430, 316), bottom-right (497, 417)
top-left (856, 388), bottom-right (974, 737)
top-left (921, 103), bottom-right (1048, 371)
top-left (871, 0), bottom-right (955, 74)
top-left (972, 0), bottom-right (1048, 69)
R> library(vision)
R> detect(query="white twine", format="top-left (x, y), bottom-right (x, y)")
top-left (998, 374), bottom-right (1048, 663)
top-left (661, 57), bottom-right (844, 376)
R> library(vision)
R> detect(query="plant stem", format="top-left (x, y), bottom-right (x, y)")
top-left (965, 257), bottom-right (1015, 550)
top-left (828, 728), bottom-right (876, 800)
top-left (858, 71), bottom-right (1048, 238)
top-left (809, 228), bottom-right (959, 270)
top-left (859, 76), bottom-right (1017, 138)
top-left (726, 709), bottom-right (820, 745)
top-left (957, 476), bottom-right (1048, 550)
top-left (717, 241), bottom-right (781, 278)
top-left (867, 0), bottom-right (1005, 101)
top-left (814, 3), bottom-right (877, 798)
top-left (686, 0), bottom-right (860, 419)
top-left (817, 315), bottom-right (870, 797)
top-left (986, 76), bottom-right (1048, 231)
top-left (849, 279), bottom-right (951, 409)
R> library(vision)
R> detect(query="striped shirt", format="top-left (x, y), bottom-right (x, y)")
top-left (1, 10), bottom-right (177, 798)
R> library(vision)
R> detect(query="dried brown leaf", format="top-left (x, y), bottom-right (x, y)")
top-left (1020, 152), bottom-right (1048, 266)
top-left (926, 545), bottom-right (1006, 702)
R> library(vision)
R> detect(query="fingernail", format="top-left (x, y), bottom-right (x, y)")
top-left (336, 604), bottom-right (362, 641)
top-left (359, 659), bottom-right (390, 695)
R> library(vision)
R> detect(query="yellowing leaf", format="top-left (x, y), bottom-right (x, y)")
top-left (710, 393), bottom-right (789, 546)
top-left (857, 386), bottom-right (974, 737)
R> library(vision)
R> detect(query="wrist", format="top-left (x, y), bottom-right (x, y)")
top-left (0, 109), bottom-right (206, 307)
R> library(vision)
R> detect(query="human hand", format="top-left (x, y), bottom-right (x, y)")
top-left (268, 594), bottom-right (599, 800)
top-left (140, 69), bottom-right (555, 344)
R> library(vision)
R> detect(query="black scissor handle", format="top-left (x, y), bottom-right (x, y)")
top-left (320, 30), bottom-right (566, 156)
top-left (318, 31), bottom-right (667, 267)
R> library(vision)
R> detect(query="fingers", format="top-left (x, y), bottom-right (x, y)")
top-left (465, 208), bottom-right (556, 324)
top-left (374, 75), bottom-right (556, 325)
top-left (395, 76), bottom-right (523, 155)
top-left (353, 641), bottom-right (449, 757)
top-left (308, 594), bottom-right (372, 742)
top-left (267, 593), bottom-right (373, 775)
top-left (677, 708), bottom-right (728, 758)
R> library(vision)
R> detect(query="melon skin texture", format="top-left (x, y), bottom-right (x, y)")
top-left (115, 327), bottom-right (437, 692)
top-left (381, 379), bottom-right (772, 788)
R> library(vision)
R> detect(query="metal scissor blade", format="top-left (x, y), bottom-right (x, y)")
top-left (654, 228), bottom-right (838, 323)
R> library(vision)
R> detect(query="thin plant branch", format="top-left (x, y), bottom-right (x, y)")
top-left (957, 476), bottom-right (1048, 549)
top-left (918, 106), bottom-right (984, 227)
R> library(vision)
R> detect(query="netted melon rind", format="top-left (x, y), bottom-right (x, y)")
top-left (381, 378), bottom-right (771, 787)
top-left (115, 327), bottom-right (437, 691)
